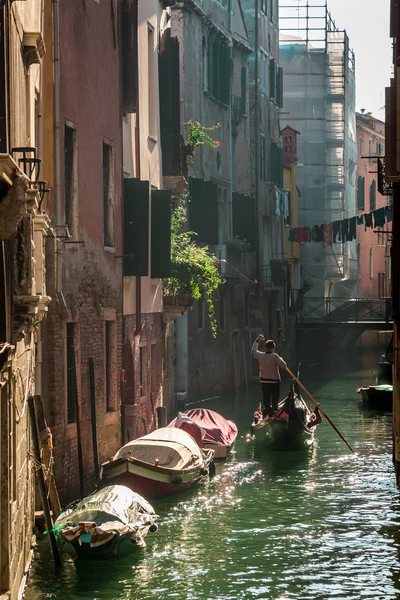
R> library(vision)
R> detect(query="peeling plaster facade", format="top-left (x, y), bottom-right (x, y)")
top-left (0, 2), bottom-right (51, 598)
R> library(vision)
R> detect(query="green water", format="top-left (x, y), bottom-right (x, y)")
top-left (25, 366), bottom-right (400, 600)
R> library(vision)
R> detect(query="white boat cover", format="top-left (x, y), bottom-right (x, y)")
top-left (113, 427), bottom-right (204, 470)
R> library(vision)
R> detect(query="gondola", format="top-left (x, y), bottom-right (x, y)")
top-left (251, 384), bottom-right (320, 450)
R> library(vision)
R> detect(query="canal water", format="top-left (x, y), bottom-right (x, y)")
top-left (25, 362), bottom-right (400, 600)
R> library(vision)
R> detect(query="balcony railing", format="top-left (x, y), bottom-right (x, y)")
top-left (377, 157), bottom-right (394, 196)
top-left (264, 261), bottom-right (286, 289)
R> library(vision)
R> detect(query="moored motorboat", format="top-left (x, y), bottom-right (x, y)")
top-left (100, 427), bottom-right (215, 497)
top-left (54, 485), bottom-right (158, 560)
top-left (356, 384), bottom-right (393, 411)
top-left (168, 409), bottom-right (238, 459)
top-left (251, 385), bottom-right (320, 449)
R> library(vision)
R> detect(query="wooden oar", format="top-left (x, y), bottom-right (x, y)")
top-left (285, 366), bottom-right (356, 455)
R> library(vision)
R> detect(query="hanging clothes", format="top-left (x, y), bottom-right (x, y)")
top-left (357, 215), bottom-right (364, 226)
top-left (385, 204), bottom-right (393, 223)
top-left (323, 223), bottom-right (333, 247)
top-left (373, 207), bottom-right (385, 228)
top-left (341, 218), bottom-right (349, 242)
top-left (364, 212), bottom-right (373, 229)
top-left (347, 217), bottom-right (356, 241)
top-left (296, 227), bottom-right (308, 243)
top-left (333, 221), bottom-right (341, 242)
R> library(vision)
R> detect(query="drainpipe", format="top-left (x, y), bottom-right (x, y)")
top-left (52, 0), bottom-right (63, 297)
top-left (254, 0), bottom-right (260, 279)
top-left (133, 0), bottom-right (141, 337)
top-left (228, 0), bottom-right (233, 237)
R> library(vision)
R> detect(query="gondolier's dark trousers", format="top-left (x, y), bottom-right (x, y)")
top-left (260, 380), bottom-right (280, 415)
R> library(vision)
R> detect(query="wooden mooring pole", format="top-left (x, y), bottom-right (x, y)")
top-left (28, 396), bottom-right (62, 567)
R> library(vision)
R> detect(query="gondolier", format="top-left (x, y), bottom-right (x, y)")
top-left (251, 335), bottom-right (287, 417)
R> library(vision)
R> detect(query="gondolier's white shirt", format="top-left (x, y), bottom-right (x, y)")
top-left (251, 340), bottom-right (287, 382)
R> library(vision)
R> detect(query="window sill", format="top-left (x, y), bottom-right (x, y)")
top-left (203, 90), bottom-right (229, 108)
top-left (104, 246), bottom-right (115, 253)
top-left (148, 135), bottom-right (158, 144)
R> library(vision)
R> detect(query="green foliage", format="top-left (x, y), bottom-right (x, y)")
top-left (226, 235), bottom-right (251, 253)
top-left (184, 120), bottom-right (221, 161)
top-left (163, 193), bottom-right (222, 338)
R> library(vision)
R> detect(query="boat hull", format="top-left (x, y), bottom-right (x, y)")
top-left (359, 386), bottom-right (393, 411)
top-left (57, 531), bottom-right (144, 560)
top-left (100, 454), bottom-right (214, 497)
top-left (254, 418), bottom-right (314, 450)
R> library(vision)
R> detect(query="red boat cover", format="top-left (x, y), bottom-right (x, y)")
top-left (169, 409), bottom-right (238, 447)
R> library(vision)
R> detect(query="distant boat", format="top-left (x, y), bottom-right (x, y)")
top-left (251, 385), bottom-right (320, 450)
top-left (356, 384), bottom-right (393, 411)
top-left (168, 408), bottom-right (238, 459)
top-left (100, 427), bottom-right (215, 497)
top-left (54, 485), bottom-right (158, 560)
top-left (356, 358), bottom-right (393, 411)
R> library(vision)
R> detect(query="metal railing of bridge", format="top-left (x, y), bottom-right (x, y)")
top-left (297, 297), bottom-right (392, 324)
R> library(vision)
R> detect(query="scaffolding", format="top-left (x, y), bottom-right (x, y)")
top-left (279, 2), bottom-right (357, 297)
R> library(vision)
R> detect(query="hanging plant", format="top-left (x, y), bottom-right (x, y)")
top-left (184, 120), bottom-right (221, 166)
top-left (163, 192), bottom-right (222, 338)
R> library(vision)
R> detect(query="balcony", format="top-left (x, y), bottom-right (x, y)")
top-left (264, 260), bottom-right (287, 289)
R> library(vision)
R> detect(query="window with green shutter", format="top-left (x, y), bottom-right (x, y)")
top-left (207, 35), bottom-right (230, 104)
top-left (271, 143), bottom-right (283, 187)
top-left (260, 134), bottom-right (267, 181)
top-left (151, 190), bottom-right (172, 278)
top-left (357, 176), bottom-right (365, 210)
top-left (269, 58), bottom-right (276, 100)
top-left (370, 180), bottom-right (376, 212)
top-left (277, 66), bottom-right (283, 108)
top-left (123, 178), bottom-right (150, 276)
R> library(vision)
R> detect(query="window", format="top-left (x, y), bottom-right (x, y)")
top-left (370, 180), bottom-right (376, 212)
top-left (377, 142), bottom-right (383, 156)
top-left (260, 134), bottom-right (266, 181)
top-left (378, 272), bottom-right (386, 297)
top-left (202, 36), bottom-right (207, 91)
top-left (241, 66), bottom-right (247, 114)
top-left (377, 227), bottom-right (385, 246)
top-left (368, 138), bottom-right (373, 162)
top-left (356, 243), bottom-right (361, 272)
top-left (369, 247), bottom-right (374, 279)
top-left (359, 137), bottom-right (364, 155)
top-left (207, 35), bottom-right (230, 104)
top-left (139, 346), bottom-right (147, 397)
top-left (103, 142), bottom-right (115, 247)
top-left (260, 0), bottom-right (267, 13)
top-left (148, 25), bottom-right (156, 137)
top-left (66, 323), bottom-right (77, 424)
top-left (284, 190), bottom-right (291, 226)
top-left (197, 296), bottom-right (204, 330)
top-left (105, 321), bottom-right (115, 412)
top-left (357, 176), bottom-right (365, 210)
top-left (64, 124), bottom-right (78, 238)
top-left (269, 58), bottom-right (276, 100)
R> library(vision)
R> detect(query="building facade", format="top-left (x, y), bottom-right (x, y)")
top-left (168, 0), bottom-right (257, 400)
top-left (42, 0), bottom-right (123, 503)
top-left (121, 0), bottom-right (173, 439)
top-left (0, 1), bottom-right (51, 597)
top-left (279, 2), bottom-right (357, 300)
top-left (356, 113), bottom-right (391, 298)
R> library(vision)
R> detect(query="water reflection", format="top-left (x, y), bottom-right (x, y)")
top-left (26, 363), bottom-right (400, 600)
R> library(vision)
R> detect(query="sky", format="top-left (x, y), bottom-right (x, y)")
top-left (279, 0), bottom-right (393, 120)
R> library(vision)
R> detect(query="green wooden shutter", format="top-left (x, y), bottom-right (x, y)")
top-left (241, 66), bottom-right (247, 114)
top-left (123, 178), bottom-right (149, 276)
top-left (269, 58), bottom-right (276, 99)
top-left (208, 37), bottom-right (214, 96)
top-left (232, 193), bottom-right (256, 251)
top-left (121, 0), bottom-right (138, 114)
top-left (277, 66), bottom-right (283, 108)
top-left (151, 190), bottom-right (172, 278)
top-left (271, 143), bottom-right (283, 187)
top-left (204, 181), bottom-right (218, 244)
top-left (260, 135), bottom-right (266, 180)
